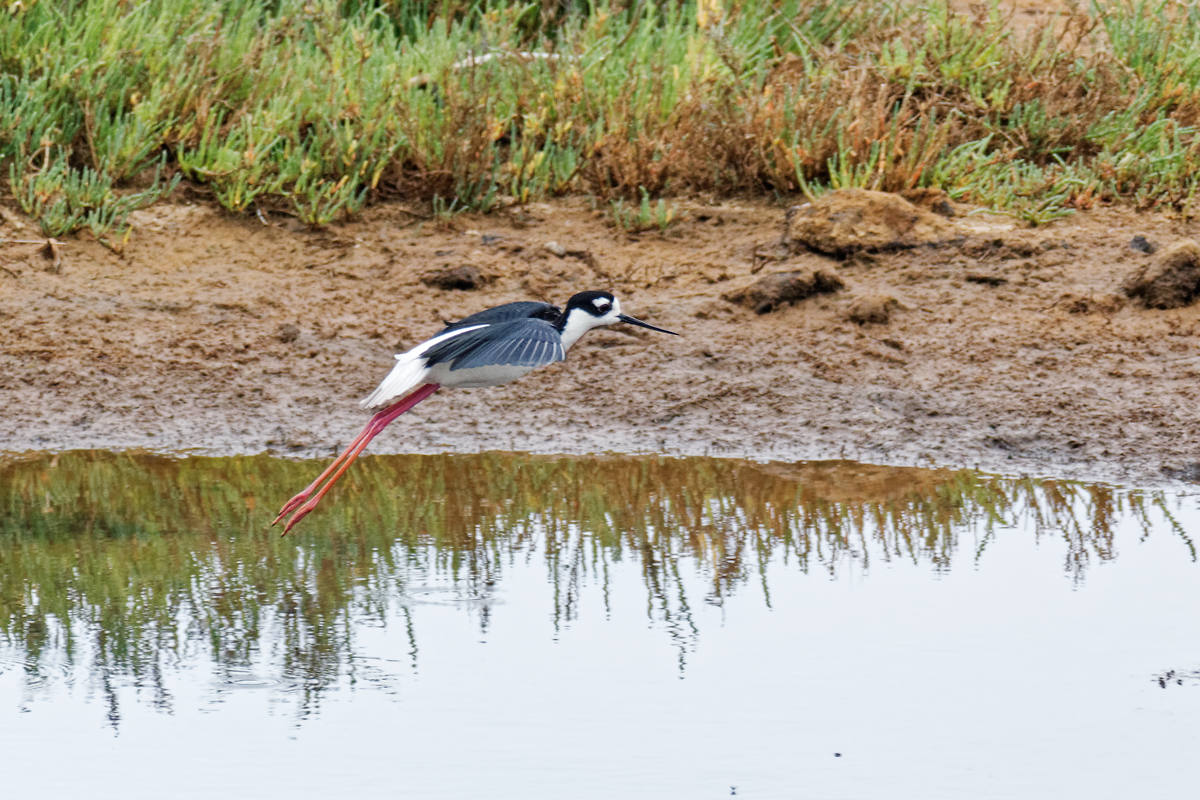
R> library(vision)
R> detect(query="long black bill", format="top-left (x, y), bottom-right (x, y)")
top-left (618, 313), bottom-right (678, 335)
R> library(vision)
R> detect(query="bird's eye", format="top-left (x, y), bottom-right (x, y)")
top-left (593, 300), bottom-right (611, 312)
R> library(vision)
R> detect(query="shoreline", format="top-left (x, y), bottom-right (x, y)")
top-left (3, 197), bottom-right (1200, 490)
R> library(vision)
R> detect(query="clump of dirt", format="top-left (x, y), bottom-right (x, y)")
top-left (3, 191), bottom-right (1200, 488)
top-left (846, 294), bottom-right (900, 325)
top-left (786, 188), bottom-right (959, 256)
top-left (421, 264), bottom-right (490, 291)
top-left (723, 268), bottom-right (844, 314)
top-left (1122, 239), bottom-right (1200, 309)
top-left (1054, 292), bottom-right (1126, 315)
top-left (959, 235), bottom-right (1070, 261)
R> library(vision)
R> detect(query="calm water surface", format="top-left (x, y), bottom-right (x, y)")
top-left (1, 451), bottom-right (1198, 799)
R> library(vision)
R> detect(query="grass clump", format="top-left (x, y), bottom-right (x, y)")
top-left (6, 0), bottom-right (1200, 238)
top-left (608, 187), bottom-right (681, 233)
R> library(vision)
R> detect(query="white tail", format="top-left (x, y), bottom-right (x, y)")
top-left (360, 355), bottom-right (430, 409)
top-left (359, 323), bottom-right (486, 409)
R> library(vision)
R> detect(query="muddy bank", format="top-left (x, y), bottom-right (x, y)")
top-left (2, 195), bottom-right (1200, 487)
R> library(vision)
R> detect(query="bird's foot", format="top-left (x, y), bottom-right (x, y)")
top-left (269, 384), bottom-right (443, 535)
top-left (272, 491), bottom-right (311, 527)
top-left (278, 497), bottom-right (321, 536)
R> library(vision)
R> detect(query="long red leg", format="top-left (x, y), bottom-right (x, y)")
top-left (274, 383), bottom-right (440, 534)
top-left (272, 420), bottom-right (380, 524)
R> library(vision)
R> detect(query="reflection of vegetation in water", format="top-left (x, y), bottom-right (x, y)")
top-left (0, 451), bottom-right (1190, 722)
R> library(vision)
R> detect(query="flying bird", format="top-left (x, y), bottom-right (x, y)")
top-left (273, 290), bottom-right (677, 533)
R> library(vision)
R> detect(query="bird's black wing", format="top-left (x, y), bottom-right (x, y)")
top-left (423, 318), bottom-right (565, 370)
top-left (442, 301), bottom-right (560, 332)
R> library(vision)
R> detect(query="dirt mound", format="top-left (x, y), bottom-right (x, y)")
top-left (786, 189), bottom-right (959, 256)
top-left (1123, 239), bottom-right (1200, 309)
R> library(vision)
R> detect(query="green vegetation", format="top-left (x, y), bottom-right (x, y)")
top-left (607, 187), bottom-right (681, 232)
top-left (6, 0), bottom-right (1200, 240)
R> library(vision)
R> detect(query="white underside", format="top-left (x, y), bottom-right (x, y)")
top-left (428, 361), bottom-right (540, 388)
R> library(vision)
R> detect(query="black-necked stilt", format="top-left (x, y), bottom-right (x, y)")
top-left (273, 290), bottom-right (678, 533)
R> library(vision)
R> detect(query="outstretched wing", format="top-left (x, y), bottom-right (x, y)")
top-left (442, 301), bottom-right (560, 332)
top-left (423, 317), bottom-right (565, 370)
top-left (362, 302), bottom-right (563, 409)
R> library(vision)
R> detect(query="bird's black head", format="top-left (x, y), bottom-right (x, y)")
top-left (564, 290), bottom-right (617, 319)
top-left (558, 291), bottom-right (678, 348)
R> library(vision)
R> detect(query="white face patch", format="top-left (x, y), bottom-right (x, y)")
top-left (560, 295), bottom-right (622, 351)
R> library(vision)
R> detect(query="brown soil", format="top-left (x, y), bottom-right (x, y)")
top-left (3, 194), bottom-right (1200, 487)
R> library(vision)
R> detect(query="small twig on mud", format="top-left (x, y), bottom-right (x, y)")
top-left (1, 237), bottom-right (65, 245)
top-left (393, 206), bottom-right (432, 221)
top-left (1, 265), bottom-right (19, 278)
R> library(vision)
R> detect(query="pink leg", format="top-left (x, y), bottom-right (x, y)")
top-left (274, 383), bottom-right (440, 534)
top-left (272, 419), bottom-right (382, 524)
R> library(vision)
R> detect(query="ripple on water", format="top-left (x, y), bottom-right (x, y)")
top-left (214, 668), bottom-right (301, 693)
top-left (403, 584), bottom-right (498, 608)
top-left (0, 653), bottom-right (72, 691)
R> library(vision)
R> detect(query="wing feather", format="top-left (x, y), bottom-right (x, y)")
top-left (442, 301), bottom-right (560, 332)
top-left (424, 318), bottom-right (566, 371)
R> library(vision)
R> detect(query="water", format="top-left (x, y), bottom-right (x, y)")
top-left (1, 451), bottom-right (1198, 799)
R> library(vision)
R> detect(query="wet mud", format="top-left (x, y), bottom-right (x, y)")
top-left (3, 194), bottom-right (1200, 486)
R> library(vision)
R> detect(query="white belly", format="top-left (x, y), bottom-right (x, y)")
top-left (428, 361), bottom-right (540, 388)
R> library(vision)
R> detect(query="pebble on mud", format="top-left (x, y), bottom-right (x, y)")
top-left (276, 323), bottom-right (301, 344)
top-left (723, 268), bottom-right (844, 314)
top-left (846, 294), bottom-right (900, 325)
top-left (420, 264), bottom-right (489, 291)
top-left (1122, 239), bottom-right (1200, 309)
top-left (786, 189), bottom-right (958, 257)
top-left (1129, 235), bottom-right (1157, 254)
